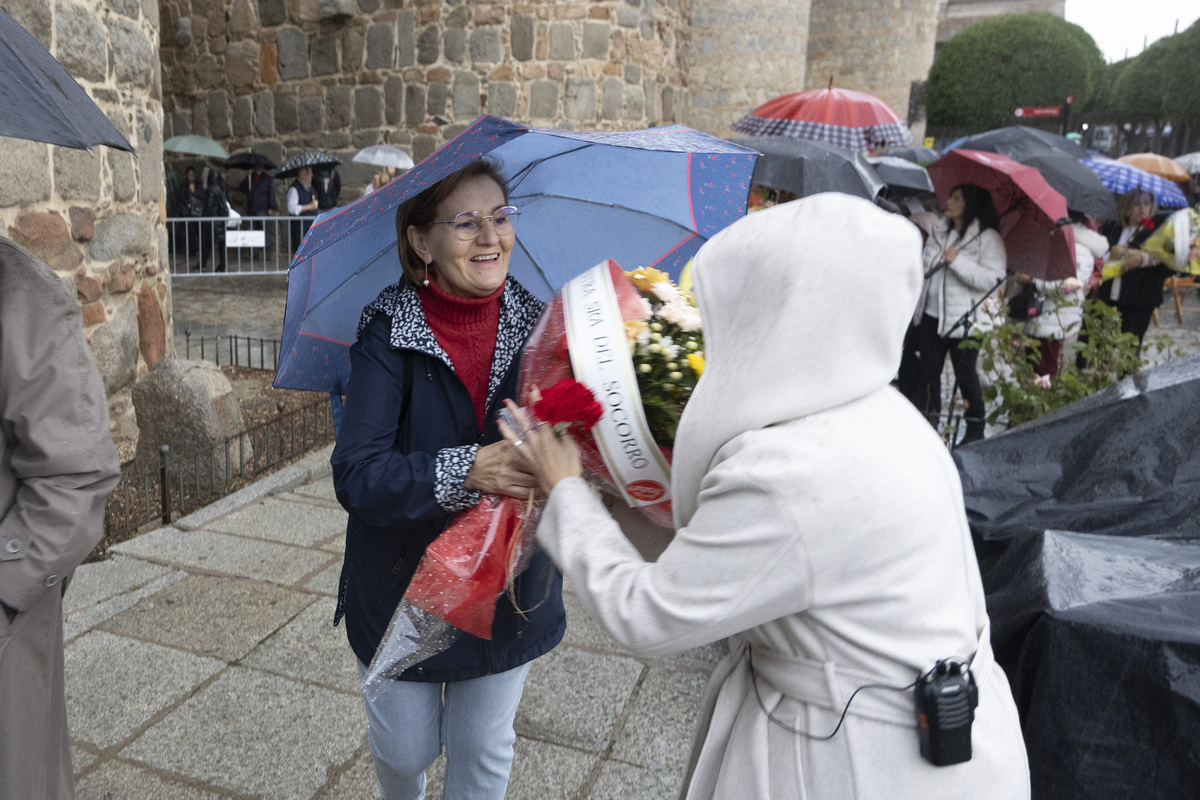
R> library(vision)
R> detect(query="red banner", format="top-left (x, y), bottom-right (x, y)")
top-left (1014, 107), bottom-right (1061, 118)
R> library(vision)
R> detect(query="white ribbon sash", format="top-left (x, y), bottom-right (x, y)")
top-left (562, 261), bottom-right (672, 507)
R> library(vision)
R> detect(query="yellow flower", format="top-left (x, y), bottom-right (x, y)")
top-left (625, 319), bottom-right (648, 350)
top-left (627, 266), bottom-right (671, 294)
top-left (687, 352), bottom-right (705, 378)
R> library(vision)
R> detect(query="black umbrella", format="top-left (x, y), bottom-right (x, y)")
top-left (1016, 152), bottom-right (1117, 219)
top-left (952, 125), bottom-right (1088, 161)
top-left (277, 150), bottom-right (340, 179)
top-left (225, 151), bottom-right (278, 171)
top-left (731, 136), bottom-right (883, 201)
top-left (866, 155), bottom-right (934, 195)
top-left (886, 146), bottom-right (940, 164)
top-left (0, 9), bottom-right (132, 152)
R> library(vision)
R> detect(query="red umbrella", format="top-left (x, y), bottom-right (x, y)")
top-left (731, 85), bottom-right (912, 151)
top-left (927, 149), bottom-right (1075, 281)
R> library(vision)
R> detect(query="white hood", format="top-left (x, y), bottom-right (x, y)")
top-left (1072, 223), bottom-right (1108, 260)
top-left (671, 194), bottom-right (923, 527)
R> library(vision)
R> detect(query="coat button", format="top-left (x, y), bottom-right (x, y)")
top-left (4, 538), bottom-right (22, 554)
top-left (43, 574), bottom-right (59, 587)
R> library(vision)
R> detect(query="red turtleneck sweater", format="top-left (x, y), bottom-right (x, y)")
top-left (420, 278), bottom-right (503, 432)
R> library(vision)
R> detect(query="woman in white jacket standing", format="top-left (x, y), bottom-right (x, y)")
top-left (908, 184), bottom-right (1006, 443)
top-left (502, 194), bottom-right (1029, 800)
top-left (1014, 215), bottom-right (1109, 376)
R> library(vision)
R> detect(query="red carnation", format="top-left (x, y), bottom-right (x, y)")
top-left (1141, 218), bottom-right (1156, 231)
top-left (534, 378), bottom-right (603, 433)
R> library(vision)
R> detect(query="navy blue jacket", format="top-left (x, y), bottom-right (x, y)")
top-left (331, 277), bottom-right (565, 682)
top-left (238, 171), bottom-right (276, 216)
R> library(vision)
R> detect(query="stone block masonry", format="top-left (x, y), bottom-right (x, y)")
top-left (160, 0), bottom-right (692, 194)
top-left (1, 0), bottom-right (168, 464)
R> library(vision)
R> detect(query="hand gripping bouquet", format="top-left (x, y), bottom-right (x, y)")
top-left (1140, 207), bottom-right (1200, 275)
top-left (362, 260), bottom-right (702, 695)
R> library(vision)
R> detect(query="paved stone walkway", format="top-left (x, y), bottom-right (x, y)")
top-left (66, 446), bottom-right (720, 800)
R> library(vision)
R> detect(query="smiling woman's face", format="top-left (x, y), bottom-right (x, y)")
top-left (408, 174), bottom-right (513, 299)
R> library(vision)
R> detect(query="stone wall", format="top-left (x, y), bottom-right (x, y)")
top-left (805, 0), bottom-right (941, 141)
top-left (159, 0), bottom-right (692, 197)
top-left (0, 0), bottom-right (168, 462)
top-left (686, 0), bottom-right (811, 137)
top-left (937, 0), bottom-right (1066, 46)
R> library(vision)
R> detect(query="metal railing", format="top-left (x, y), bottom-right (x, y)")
top-left (167, 215), bottom-right (317, 276)
top-left (104, 396), bottom-right (335, 541)
top-left (178, 325), bottom-right (283, 372)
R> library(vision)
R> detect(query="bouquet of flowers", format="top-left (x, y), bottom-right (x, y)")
top-left (1140, 207), bottom-right (1200, 275)
top-left (363, 260), bottom-right (702, 694)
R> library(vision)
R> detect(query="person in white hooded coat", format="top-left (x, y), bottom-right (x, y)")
top-left (502, 194), bottom-right (1029, 800)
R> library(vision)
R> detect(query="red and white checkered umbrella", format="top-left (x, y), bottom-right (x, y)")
top-left (731, 86), bottom-right (912, 152)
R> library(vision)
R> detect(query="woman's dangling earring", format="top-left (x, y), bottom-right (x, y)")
top-left (423, 259), bottom-right (431, 287)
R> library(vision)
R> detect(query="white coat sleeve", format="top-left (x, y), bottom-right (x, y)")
top-left (536, 471), bottom-right (812, 658)
top-left (286, 187), bottom-right (302, 216)
top-left (950, 228), bottom-right (1007, 291)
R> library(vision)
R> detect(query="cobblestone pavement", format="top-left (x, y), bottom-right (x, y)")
top-left (68, 447), bottom-right (721, 799)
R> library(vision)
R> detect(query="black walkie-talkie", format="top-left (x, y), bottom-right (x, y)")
top-left (916, 658), bottom-right (978, 766)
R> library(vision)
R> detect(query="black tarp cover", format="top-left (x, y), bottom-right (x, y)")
top-left (953, 355), bottom-right (1200, 799)
top-left (985, 531), bottom-right (1200, 799)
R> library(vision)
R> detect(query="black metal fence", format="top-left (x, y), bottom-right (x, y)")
top-left (179, 327), bottom-right (283, 372)
top-left (104, 396), bottom-right (335, 542)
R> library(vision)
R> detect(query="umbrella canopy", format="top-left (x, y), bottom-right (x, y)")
top-left (1015, 152), bottom-right (1117, 219)
top-left (277, 150), bottom-right (341, 179)
top-left (886, 146), bottom-right (940, 165)
top-left (352, 144), bottom-right (415, 170)
top-left (225, 151), bottom-right (278, 170)
top-left (1118, 152), bottom-right (1190, 184)
top-left (866, 155), bottom-right (935, 195)
top-left (927, 149), bottom-right (1075, 280)
top-left (1079, 158), bottom-right (1189, 209)
top-left (276, 114), bottom-right (757, 394)
top-left (730, 87), bottom-right (912, 151)
top-left (950, 126), bottom-right (1088, 161)
top-left (732, 136), bottom-right (883, 200)
top-left (0, 9), bottom-right (132, 152)
top-left (1175, 152), bottom-right (1200, 175)
top-left (164, 134), bottom-right (230, 160)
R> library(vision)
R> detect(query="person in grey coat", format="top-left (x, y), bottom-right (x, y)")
top-left (0, 236), bottom-right (121, 799)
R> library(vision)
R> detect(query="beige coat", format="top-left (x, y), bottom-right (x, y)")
top-left (0, 237), bottom-right (120, 799)
top-left (537, 196), bottom-right (1029, 799)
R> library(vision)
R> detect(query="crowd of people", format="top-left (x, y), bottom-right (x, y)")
top-left (169, 160), bottom-right (359, 267)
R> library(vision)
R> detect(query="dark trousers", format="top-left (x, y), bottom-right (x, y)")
top-left (199, 221), bottom-right (226, 272)
top-left (912, 313), bottom-right (983, 421)
top-left (1033, 338), bottom-right (1063, 377)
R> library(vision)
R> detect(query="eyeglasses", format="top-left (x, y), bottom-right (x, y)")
top-left (430, 206), bottom-right (520, 240)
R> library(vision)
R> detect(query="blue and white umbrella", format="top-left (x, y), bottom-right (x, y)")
top-left (1080, 158), bottom-right (1189, 209)
top-left (275, 114), bottom-right (757, 394)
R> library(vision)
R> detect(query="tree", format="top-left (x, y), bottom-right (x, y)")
top-left (1159, 20), bottom-right (1200, 128)
top-left (926, 13), bottom-right (1105, 137)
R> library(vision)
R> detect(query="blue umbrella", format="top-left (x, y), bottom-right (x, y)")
top-left (275, 114), bottom-right (757, 394)
top-left (1079, 158), bottom-right (1189, 209)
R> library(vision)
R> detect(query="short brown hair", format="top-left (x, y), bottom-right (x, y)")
top-left (395, 159), bottom-right (508, 286)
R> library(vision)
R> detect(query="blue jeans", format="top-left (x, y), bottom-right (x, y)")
top-left (356, 661), bottom-right (532, 800)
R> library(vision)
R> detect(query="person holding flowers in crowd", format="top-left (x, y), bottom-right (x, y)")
top-left (1097, 189), bottom-right (1168, 350)
top-left (330, 159), bottom-right (564, 800)
top-left (1014, 212), bottom-right (1109, 376)
top-left (502, 194), bottom-right (1029, 800)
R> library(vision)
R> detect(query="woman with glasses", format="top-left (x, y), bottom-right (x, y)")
top-left (1097, 188), bottom-right (1168, 350)
top-left (331, 160), bottom-right (565, 800)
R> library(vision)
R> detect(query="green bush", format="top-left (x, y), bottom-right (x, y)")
top-left (965, 298), bottom-right (1176, 428)
top-left (927, 13), bottom-right (1105, 136)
